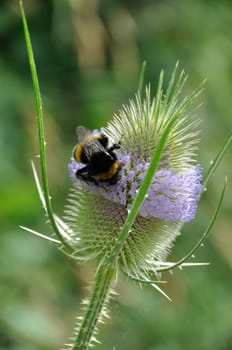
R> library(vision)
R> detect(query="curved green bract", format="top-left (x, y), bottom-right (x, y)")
top-left (20, 1), bottom-right (72, 250)
top-left (156, 178), bottom-right (227, 273)
top-left (203, 131), bottom-right (232, 188)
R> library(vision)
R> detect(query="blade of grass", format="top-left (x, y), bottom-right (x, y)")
top-left (20, 1), bottom-right (71, 250)
top-left (156, 177), bottom-right (227, 273)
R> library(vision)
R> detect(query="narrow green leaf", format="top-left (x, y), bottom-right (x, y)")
top-left (19, 1), bottom-right (71, 250)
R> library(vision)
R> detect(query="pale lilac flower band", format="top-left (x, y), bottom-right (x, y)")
top-left (68, 152), bottom-right (203, 223)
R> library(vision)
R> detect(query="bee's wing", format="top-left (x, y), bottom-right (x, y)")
top-left (76, 126), bottom-right (91, 143)
top-left (83, 140), bottom-right (108, 162)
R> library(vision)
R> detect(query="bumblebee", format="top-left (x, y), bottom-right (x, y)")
top-left (73, 126), bottom-right (121, 185)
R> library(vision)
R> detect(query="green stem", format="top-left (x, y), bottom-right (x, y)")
top-left (73, 267), bottom-right (114, 350)
top-left (72, 93), bottom-right (181, 350)
top-left (72, 69), bottom-right (199, 349)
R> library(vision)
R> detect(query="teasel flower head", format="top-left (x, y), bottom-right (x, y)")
top-left (65, 66), bottom-right (203, 280)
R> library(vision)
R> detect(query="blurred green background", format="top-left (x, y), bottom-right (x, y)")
top-left (1, 0), bottom-right (232, 349)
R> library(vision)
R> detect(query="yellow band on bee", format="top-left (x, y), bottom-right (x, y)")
top-left (74, 144), bottom-right (83, 163)
top-left (95, 161), bottom-right (119, 180)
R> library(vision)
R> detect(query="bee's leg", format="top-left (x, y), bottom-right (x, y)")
top-left (76, 166), bottom-right (88, 177)
top-left (76, 166), bottom-right (92, 182)
top-left (109, 143), bottom-right (121, 151)
top-left (76, 166), bottom-right (100, 186)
